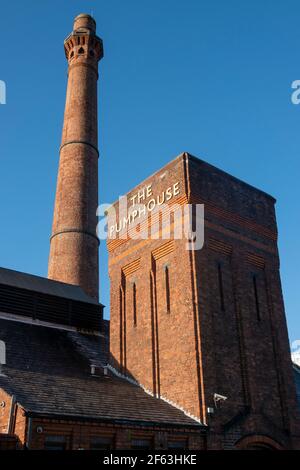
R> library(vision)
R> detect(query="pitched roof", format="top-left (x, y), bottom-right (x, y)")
top-left (0, 267), bottom-right (101, 306)
top-left (0, 267), bottom-right (104, 331)
top-left (0, 318), bottom-right (202, 428)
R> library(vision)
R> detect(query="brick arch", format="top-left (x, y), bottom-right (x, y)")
top-left (235, 435), bottom-right (284, 450)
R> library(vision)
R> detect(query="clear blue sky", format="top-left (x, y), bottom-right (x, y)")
top-left (0, 0), bottom-right (299, 344)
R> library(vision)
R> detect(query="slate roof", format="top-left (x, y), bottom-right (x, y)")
top-left (0, 318), bottom-right (201, 428)
top-left (0, 267), bottom-right (101, 306)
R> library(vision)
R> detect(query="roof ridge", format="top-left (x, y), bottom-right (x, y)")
top-left (67, 331), bottom-right (107, 369)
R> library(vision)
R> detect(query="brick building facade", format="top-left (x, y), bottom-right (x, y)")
top-left (107, 153), bottom-right (300, 449)
top-left (0, 291), bottom-right (205, 450)
top-left (0, 13), bottom-right (299, 451)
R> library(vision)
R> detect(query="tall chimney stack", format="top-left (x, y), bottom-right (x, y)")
top-left (48, 14), bottom-right (103, 300)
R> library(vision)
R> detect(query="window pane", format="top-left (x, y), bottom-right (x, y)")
top-left (90, 436), bottom-right (114, 450)
top-left (44, 435), bottom-right (67, 451)
top-left (168, 440), bottom-right (187, 450)
top-left (131, 438), bottom-right (152, 450)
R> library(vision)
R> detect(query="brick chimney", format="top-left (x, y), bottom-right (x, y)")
top-left (48, 14), bottom-right (103, 300)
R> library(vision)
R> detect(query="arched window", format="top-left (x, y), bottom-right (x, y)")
top-left (235, 435), bottom-right (283, 450)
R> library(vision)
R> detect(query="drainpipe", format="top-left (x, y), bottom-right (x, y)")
top-left (25, 417), bottom-right (32, 450)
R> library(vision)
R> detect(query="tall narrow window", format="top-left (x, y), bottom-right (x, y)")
top-left (253, 275), bottom-right (261, 321)
top-left (165, 265), bottom-right (171, 314)
top-left (217, 263), bottom-right (225, 312)
top-left (133, 282), bottom-right (137, 327)
top-left (119, 285), bottom-right (124, 368)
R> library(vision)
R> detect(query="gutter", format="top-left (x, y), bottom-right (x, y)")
top-left (24, 411), bottom-right (206, 431)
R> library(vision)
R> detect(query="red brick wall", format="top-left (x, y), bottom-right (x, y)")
top-left (0, 389), bottom-right (26, 448)
top-left (188, 155), bottom-right (300, 448)
top-left (108, 156), bottom-right (204, 420)
top-left (107, 153), bottom-right (300, 449)
top-left (14, 405), bottom-right (27, 447)
top-left (27, 418), bottom-right (205, 450)
top-left (0, 388), bottom-right (11, 433)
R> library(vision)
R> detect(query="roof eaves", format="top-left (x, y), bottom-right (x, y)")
top-left (24, 410), bottom-right (206, 430)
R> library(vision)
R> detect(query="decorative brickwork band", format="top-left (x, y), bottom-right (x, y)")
top-left (245, 252), bottom-right (265, 269)
top-left (50, 228), bottom-right (100, 245)
top-left (121, 258), bottom-right (141, 277)
top-left (190, 193), bottom-right (278, 241)
top-left (107, 195), bottom-right (188, 252)
top-left (60, 140), bottom-right (99, 157)
top-left (152, 240), bottom-right (175, 260)
top-left (207, 237), bottom-right (232, 256)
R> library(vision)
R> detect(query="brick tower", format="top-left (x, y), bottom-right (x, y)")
top-left (107, 153), bottom-right (300, 449)
top-left (48, 14), bottom-right (103, 300)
